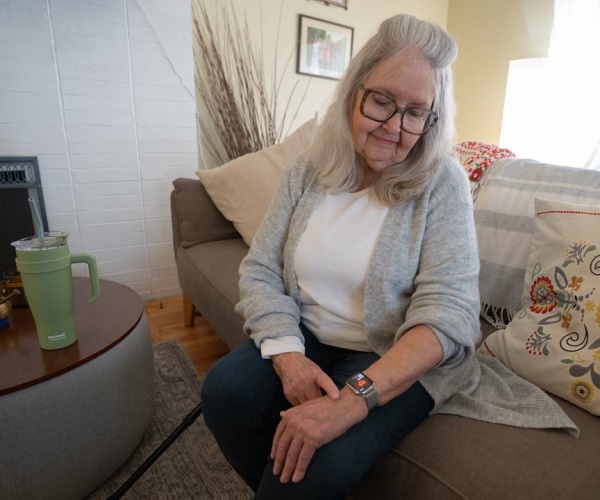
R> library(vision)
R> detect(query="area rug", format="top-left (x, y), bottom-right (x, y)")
top-left (86, 341), bottom-right (253, 499)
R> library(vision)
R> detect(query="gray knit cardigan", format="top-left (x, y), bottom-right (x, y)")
top-left (235, 154), bottom-right (578, 436)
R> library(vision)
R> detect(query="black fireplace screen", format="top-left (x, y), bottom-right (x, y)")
top-left (0, 157), bottom-right (49, 277)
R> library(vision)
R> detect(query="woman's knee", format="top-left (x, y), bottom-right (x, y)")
top-left (257, 451), bottom-right (357, 500)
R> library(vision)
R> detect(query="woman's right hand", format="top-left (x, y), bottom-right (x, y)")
top-left (271, 352), bottom-right (340, 406)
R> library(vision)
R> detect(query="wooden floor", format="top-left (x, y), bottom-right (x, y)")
top-left (143, 295), bottom-right (231, 377)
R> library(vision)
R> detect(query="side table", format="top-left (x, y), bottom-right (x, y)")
top-left (0, 278), bottom-right (155, 500)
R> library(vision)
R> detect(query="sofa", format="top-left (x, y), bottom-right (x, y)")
top-left (171, 133), bottom-right (600, 498)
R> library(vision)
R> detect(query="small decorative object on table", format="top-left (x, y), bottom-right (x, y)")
top-left (0, 290), bottom-right (15, 328)
top-left (2, 270), bottom-right (27, 308)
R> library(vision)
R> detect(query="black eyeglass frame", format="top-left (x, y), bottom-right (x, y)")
top-left (358, 85), bottom-right (439, 135)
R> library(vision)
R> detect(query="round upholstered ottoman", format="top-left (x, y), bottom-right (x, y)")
top-left (0, 279), bottom-right (155, 500)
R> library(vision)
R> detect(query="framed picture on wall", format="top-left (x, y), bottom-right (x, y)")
top-left (309, 0), bottom-right (348, 8)
top-left (296, 15), bottom-right (353, 80)
top-left (325, 0), bottom-right (348, 8)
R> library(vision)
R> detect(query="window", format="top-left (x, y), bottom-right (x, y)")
top-left (500, 0), bottom-right (600, 169)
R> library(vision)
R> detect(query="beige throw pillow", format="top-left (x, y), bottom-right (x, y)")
top-left (197, 116), bottom-right (316, 245)
top-left (481, 198), bottom-right (600, 414)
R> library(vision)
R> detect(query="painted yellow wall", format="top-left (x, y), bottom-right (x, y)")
top-left (447, 0), bottom-right (554, 144)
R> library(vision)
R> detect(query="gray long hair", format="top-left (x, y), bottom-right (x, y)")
top-left (307, 14), bottom-right (458, 205)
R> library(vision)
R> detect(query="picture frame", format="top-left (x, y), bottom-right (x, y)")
top-left (296, 15), bottom-right (353, 80)
top-left (309, 0), bottom-right (348, 9)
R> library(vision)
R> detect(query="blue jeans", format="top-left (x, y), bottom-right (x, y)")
top-left (201, 326), bottom-right (433, 500)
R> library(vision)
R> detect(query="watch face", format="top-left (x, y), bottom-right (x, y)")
top-left (348, 373), bottom-right (373, 394)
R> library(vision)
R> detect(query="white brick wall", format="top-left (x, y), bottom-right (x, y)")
top-left (0, 0), bottom-right (198, 301)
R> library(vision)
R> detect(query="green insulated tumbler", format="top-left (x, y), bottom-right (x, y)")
top-left (12, 232), bottom-right (100, 350)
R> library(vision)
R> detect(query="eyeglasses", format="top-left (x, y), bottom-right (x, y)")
top-left (359, 86), bottom-right (439, 135)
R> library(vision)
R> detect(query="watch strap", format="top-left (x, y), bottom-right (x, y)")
top-left (346, 372), bottom-right (378, 411)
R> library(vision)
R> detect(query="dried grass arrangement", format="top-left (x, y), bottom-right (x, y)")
top-left (192, 0), bottom-right (306, 166)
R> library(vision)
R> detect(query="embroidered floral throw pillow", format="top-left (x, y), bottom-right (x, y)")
top-left (481, 198), bottom-right (600, 414)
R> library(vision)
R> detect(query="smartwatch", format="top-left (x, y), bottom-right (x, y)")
top-left (346, 372), bottom-right (378, 411)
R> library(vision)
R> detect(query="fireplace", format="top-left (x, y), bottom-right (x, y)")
top-left (0, 157), bottom-right (48, 277)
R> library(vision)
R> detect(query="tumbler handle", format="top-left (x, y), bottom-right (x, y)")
top-left (70, 253), bottom-right (100, 303)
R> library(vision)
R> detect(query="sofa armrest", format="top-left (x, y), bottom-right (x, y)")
top-left (171, 177), bottom-right (241, 252)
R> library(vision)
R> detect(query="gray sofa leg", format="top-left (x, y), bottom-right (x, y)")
top-left (183, 294), bottom-right (196, 327)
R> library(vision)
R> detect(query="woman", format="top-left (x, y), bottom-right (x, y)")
top-left (201, 14), bottom-right (575, 500)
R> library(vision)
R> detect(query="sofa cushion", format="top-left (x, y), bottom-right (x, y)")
top-left (473, 158), bottom-right (600, 328)
top-left (482, 198), bottom-right (600, 414)
top-left (197, 116), bottom-right (316, 246)
top-left (354, 393), bottom-right (599, 500)
top-left (172, 178), bottom-right (240, 249)
top-left (176, 239), bottom-right (248, 350)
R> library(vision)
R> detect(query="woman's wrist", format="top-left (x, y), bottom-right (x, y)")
top-left (339, 386), bottom-right (370, 420)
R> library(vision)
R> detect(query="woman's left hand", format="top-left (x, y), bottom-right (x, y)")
top-left (270, 389), bottom-right (367, 483)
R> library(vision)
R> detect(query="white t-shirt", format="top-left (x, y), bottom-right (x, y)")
top-left (260, 190), bottom-right (389, 358)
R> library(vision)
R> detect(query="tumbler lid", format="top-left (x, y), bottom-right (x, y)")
top-left (11, 231), bottom-right (70, 251)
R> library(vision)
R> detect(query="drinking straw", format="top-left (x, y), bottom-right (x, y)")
top-left (28, 197), bottom-right (45, 245)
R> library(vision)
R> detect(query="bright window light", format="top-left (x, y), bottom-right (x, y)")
top-left (500, 0), bottom-right (600, 169)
